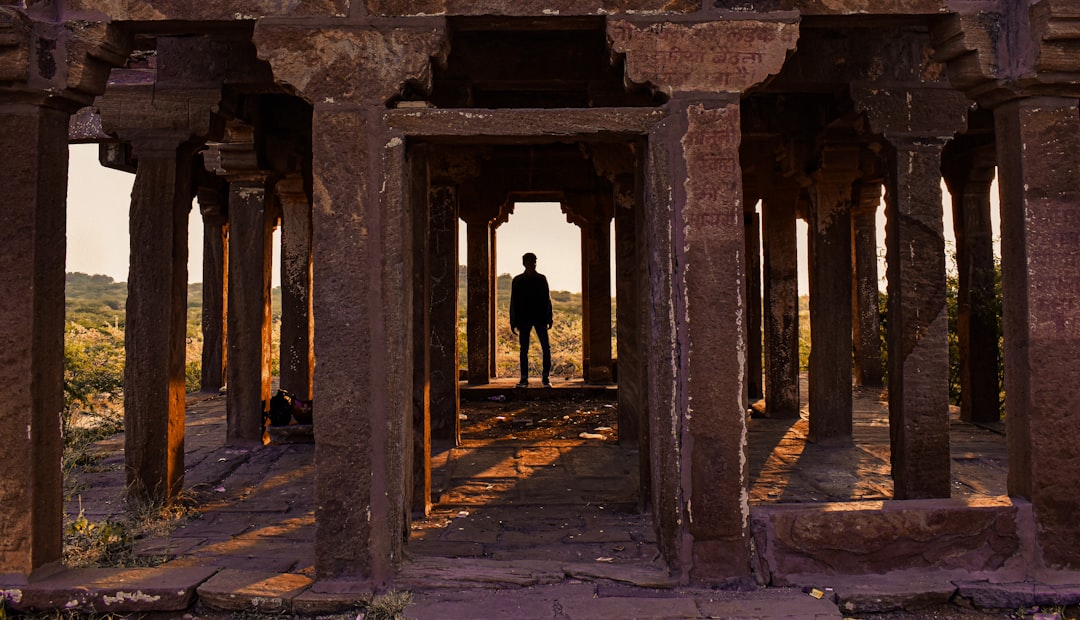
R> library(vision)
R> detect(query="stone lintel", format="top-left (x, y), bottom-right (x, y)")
top-left (253, 19), bottom-right (446, 105)
top-left (62, 0), bottom-right (348, 21)
top-left (367, 0), bottom-right (701, 16)
top-left (385, 107), bottom-right (666, 139)
top-left (608, 18), bottom-right (798, 96)
top-left (793, 0), bottom-right (949, 15)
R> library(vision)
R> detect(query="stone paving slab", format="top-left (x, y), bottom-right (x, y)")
top-left (195, 568), bottom-right (312, 613)
top-left (2, 566), bottom-right (218, 614)
top-left (694, 587), bottom-right (844, 619)
top-left (954, 579), bottom-right (1080, 610)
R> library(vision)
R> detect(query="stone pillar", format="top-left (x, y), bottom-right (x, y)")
top-left (583, 202), bottom-right (614, 384)
top-left (206, 126), bottom-right (273, 444)
top-left (463, 215), bottom-right (492, 385)
top-left (761, 178), bottom-right (801, 417)
top-left (942, 140), bottom-right (999, 423)
top-left (489, 224), bottom-right (499, 378)
top-left (122, 135), bottom-right (193, 501)
top-left (609, 16), bottom-right (797, 583)
top-left (615, 173), bottom-right (644, 443)
top-left (566, 192), bottom-right (614, 384)
top-left (255, 19), bottom-right (445, 583)
top-left (410, 145), bottom-right (432, 516)
top-left (745, 210), bottom-right (763, 400)
top-left (857, 87), bottom-right (967, 499)
top-left (677, 99), bottom-right (751, 581)
top-left (198, 185), bottom-right (228, 393)
top-left (807, 143), bottom-right (857, 442)
top-left (851, 183), bottom-right (884, 387)
top-left (428, 184), bottom-right (459, 441)
top-left (277, 175), bottom-right (314, 400)
top-left (995, 97), bottom-right (1080, 566)
top-left (0, 103), bottom-right (72, 577)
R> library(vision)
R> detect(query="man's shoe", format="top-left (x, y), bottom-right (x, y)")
top-left (542, 379), bottom-right (552, 387)
top-left (516, 380), bottom-right (528, 388)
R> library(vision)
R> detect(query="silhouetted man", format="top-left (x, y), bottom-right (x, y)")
top-left (510, 252), bottom-right (553, 388)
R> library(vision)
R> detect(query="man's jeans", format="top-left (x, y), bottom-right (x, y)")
top-left (518, 324), bottom-right (552, 381)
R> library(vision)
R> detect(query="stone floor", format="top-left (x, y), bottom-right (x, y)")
top-left (30, 376), bottom-right (1024, 617)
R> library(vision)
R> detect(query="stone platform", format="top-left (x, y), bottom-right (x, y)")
top-left (12, 380), bottom-right (1074, 617)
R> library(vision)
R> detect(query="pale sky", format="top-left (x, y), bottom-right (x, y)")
top-left (66, 144), bottom-right (996, 294)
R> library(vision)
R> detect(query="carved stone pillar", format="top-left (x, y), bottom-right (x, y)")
top-left (255, 18), bottom-right (444, 584)
top-left (122, 135), bottom-right (193, 501)
top-left (198, 182), bottom-right (228, 393)
top-left (995, 96), bottom-right (1080, 566)
top-left (611, 16), bottom-right (797, 583)
top-left (761, 177), bottom-right (801, 417)
top-left (0, 102), bottom-right (75, 577)
top-left (851, 182), bottom-right (884, 387)
top-left (856, 86), bottom-right (968, 499)
top-left (807, 142), bottom-right (858, 442)
top-left (277, 175), bottom-right (314, 400)
top-left (942, 138), bottom-right (999, 423)
top-left (206, 125), bottom-right (273, 445)
top-left (745, 210), bottom-right (763, 400)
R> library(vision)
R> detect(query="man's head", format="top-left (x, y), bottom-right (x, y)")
top-left (522, 252), bottom-right (537, 268)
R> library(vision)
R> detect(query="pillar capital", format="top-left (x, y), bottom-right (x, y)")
top-left (852, 85), bottom-right (969, 144)
top-left (607, 17), bottom-right (797, 96)
top-left (253, 18), bottom-right (446, 105)
top-left (0, 8), bottom-right (128, 110)
top-left (204, 122), bottom-right (267, 185)
top-left (934, 3), bottom-right (1080, 108)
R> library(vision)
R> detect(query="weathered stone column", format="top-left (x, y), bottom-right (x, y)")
top-left (428, 183), bottom-right (459, 441)
top-left (277, 175), bottom-right (314, 400)
top-left (582, 201), bottom-right (614, 384)
top-left (614, 171), bottom-right (644, 443)
top-left (807, 142), bottom-right (858, 442)
top-left (0, 102), bottom-right (73, 578)
top-left (851, 182), bottom-right (884, 387)
top-left (610, 16), bottom-right (797, 583)
top-left (761, 178), bottom-right (801, 417)
top-left (0, 9), bottom-right (123, 578)
top-left (462, 212), bottom-right (494, 385)
top-left (942, 139), bottom-right (999, 423)
top-left (410, 145), bottom-right (432, 516)
top-left (198, 184), bottom-right (228, 393)
top-left (856, 86), bottom-right (967, 499)
top-left (205, 125), bottom-right (273, 444)
top-left (995, 96), bottom-right (1080, 566)
top-left (255, 19), bottom-right (444, 584)
top-left (122, 135), bottom-right (193, 501)
top-left (745, 210), bottom-right (763, 400)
